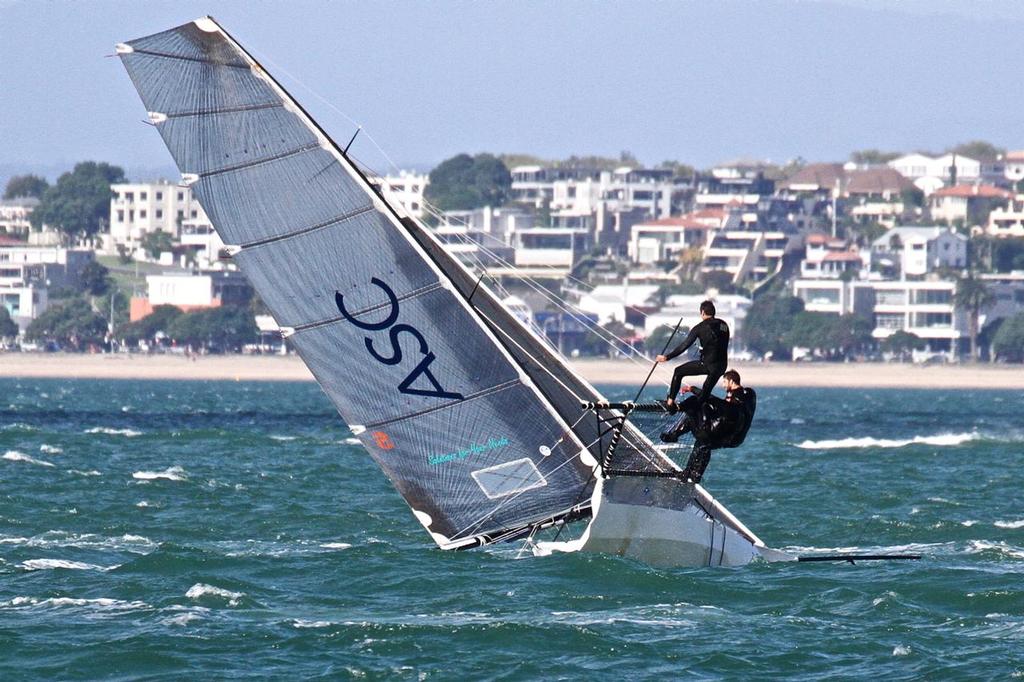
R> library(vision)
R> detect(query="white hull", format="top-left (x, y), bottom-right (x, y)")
top-left (536, 476), bottom-right (790, 567)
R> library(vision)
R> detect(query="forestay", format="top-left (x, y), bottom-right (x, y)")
top-left (117, 17), bottom-right (599, 548)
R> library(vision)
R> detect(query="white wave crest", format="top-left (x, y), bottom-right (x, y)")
top-left (966, 540), bottom-right (1024, 560)
top-left (342, 437), bottom-right (361, 445)
top-left (795, 433), bottom-right (978, 450)
top-left (39, 444), bottom-right (63, 454)
top-left (893, 645), bottom-right (911, 656)
top-left (270, 435), bottom-right (297, 442)
top-left (996, 520), bottom-right (1024, 529)
top-left (19, 559), bottom-right (115, 571)
top-left (320, 542), bottom-right (352, 550)
top-left (186, 583), bottom-right (244, 606)
top-left (133, 466), bottom-right (187, 482)
top-left (292, 619), bottom-right (332, 628)
top-left (85, 427), bottom-right (142, 437)
top-left (2, 596), bottom-right (147, 611)
top-left (3, 450), bottom-right (55, 467)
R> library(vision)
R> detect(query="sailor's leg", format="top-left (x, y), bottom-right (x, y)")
top-left (659, 396), bottom-right (700, 442)
top-left (693, 365), bottom-right (725, 406)
top-left (683, 443), bottom-right (713, 483)
top-left (668, 360), bottom-right (707, 402)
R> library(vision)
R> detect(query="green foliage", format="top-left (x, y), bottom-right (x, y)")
top-left (646, 323), bottom-right (689, 355)
top-left (166, 305), bottom-right (257, 351)
top-left (986, 237), bottom-right (1024, 273)
top-left (700, 270), bottom-right (747, 295)
top-left (947, 140), bottom-right (1005, 160)
top-left (657, 160), bottom-right (697, 177)
top-left (499, 153), bottom-right (550, 169)
top-left (78, 260), bottom-right (111, 296)
top-left (115, 244), bottom-right (133, 265)
top-left (743, 295), bottom-right (805, 358)
top-left (900, 186), bottom-right (924, 208)
top-left (3, 174), bottom-right (49, 200)
top-left (0, 306), bottom-right (19, 339)
top-left (993, 313), bottom-right (1024, 362)
top-left (955, 274), bottom-right (995, 359)
top-left (850, 149), bottom-right (900, 165)
top-left (141, 230), bottom-right (174, 260)
top-left (880, 330), bottom-right (926, 359)
top-left (25, 297), bottom-right (107, 350)
top-left (425, 153), bottom-right (512, 211)
top-left (117, 304), bottom-right (183, 344)
top-left (783, 312), bottom-right (873, 359)
top-left (30, 162), bottom-right (125, 242)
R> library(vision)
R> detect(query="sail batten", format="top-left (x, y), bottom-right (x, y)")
top-left (119, 17), bottom-right (597, 546)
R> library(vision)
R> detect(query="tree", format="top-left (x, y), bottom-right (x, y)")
top-left (783, 312), bottom-right (872, 360)
top-left (78, 260), bottom-right (111, 296)
top-left (168, 305), bottom-right (257, 352)
top-left (645, 323), bottom-right (689, 356)
top-left (881, 330), bottom-right (925, 361)
top-left (141, 230), bottom-right (174, 260)
top-left (658, 160), bottom-right (697, 178)
top-left (743, 295), bottom-right (805, 359)
top-left (954, 275), bottom-right (994, 361)
top-left (992, 313), bottom-right (1024, 362)
top-left (117, 304), bottom-right (183, 345)
top-left (3, 174), bottom-right (49, 200)
top-left (25, 297), bottom-right (107, 350)
top-left (850, 149), bottom-right (900, 165)
top-left (701, 270), bottom-right (738, 294)
top-left (947, 140), bottom-right (1005, 160)
top-left (424, 153), bottom-right (512, 212)
top-left (0, 307), bottom-right (19, 340)
top-left (29, 162), bottom-right (125, 243)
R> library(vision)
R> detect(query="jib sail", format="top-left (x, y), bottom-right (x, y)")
top-left (117, 17), bottom-right (600, 548)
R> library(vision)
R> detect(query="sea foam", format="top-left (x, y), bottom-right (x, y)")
top-left (133, 466), bottom-right (187, 482)
top-left (19, 559), bottom-right (115, 571)
top-left (186, 583), bottom-right (244, 606)
top-left (995, 520), bottom-right (1024, 529)
top-left (795, 433), bottom-right (978, 450)
top-left (3, 450), bottom-right (55, 467)
top-left (85, 427), bottom-right (142, 437)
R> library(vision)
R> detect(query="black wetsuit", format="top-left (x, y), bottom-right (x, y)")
top-left (660, 385), bottom-right (756, 483)
top-left (664, 317), bottom-right (730, 403)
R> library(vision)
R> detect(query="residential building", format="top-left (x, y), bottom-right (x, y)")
top-left (985, 194), bottom-right (1024, 238)
top-left (369, 171), bottom-right (429, 219)
top-left (511, 227), bottom-right (590, 274)
top-left (130, 270), bottom-right (252, 321)
top-left (0, 197), bottom-right (39, 237)
top-left (577, 283), bottom-right (659, 325)
top-left (0, 243), bottom-right (94, 290)
top-left (701, 230), bottom-right (791, 286)
top-left (0, 283), bottom-right (47, 335)
top-left (178, 216), bottom-right (227, 269)
top-left (798, 233), bottom-right (865, 280)
top-left (929, 184), bottom-right (1013, 226)
top-left (1003, 150), bottom-right (1024, 186)
top-left (870, 226), bottom-right (967, 278)
top-left (888, 153), bottom-right (1006, 194)
top-left (628, 209), bottom-right (737, 264)
top-left (108, 180), bottom-right (206, 253)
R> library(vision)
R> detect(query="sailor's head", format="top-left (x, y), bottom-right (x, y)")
top-left (699, 300), bottom-right (716, 320)
top-left (723, 369), bottom-right (741, 391)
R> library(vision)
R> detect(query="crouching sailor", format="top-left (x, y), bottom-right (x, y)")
top-left (655, 300), bottom-right (729, 411)
top-left (659, 369), bottom-right (756, 483)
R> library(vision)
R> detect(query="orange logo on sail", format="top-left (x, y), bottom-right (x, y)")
top-left (373, 431), bottom-right (395, 450)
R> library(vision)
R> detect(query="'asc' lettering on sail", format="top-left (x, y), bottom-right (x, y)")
top-left (335, 277), bottom-right (465, 401)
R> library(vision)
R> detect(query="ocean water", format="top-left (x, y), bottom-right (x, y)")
top-left (1, 378), bottom-right (1023, 679)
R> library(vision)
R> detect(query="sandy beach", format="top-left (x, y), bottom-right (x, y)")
top-left (3, 352), bottom-right (1024, 389)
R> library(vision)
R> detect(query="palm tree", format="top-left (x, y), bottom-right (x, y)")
top-left (954, 275), bottom-right (994, 361)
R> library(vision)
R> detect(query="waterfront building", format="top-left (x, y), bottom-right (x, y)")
top-left (108, 180), bottom-right (207, 255)
top-left (130, 270), bottom-right (252, 321)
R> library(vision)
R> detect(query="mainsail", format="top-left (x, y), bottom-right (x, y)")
top-left (117, 17), bottom-right (608, 548)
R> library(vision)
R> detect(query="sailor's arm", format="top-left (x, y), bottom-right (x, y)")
top-left (660, 325), bottom-right (699, 362)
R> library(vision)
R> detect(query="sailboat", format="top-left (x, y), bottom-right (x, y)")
top-left (114, 18), bottom-right (900, 568)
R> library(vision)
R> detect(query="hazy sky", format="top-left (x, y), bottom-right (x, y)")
top-left (2, 0), bottom-right (1023, 180)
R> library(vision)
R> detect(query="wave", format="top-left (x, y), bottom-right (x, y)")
top-left (19, 559), bottom-right (116, 571)
top-left (186, 583), bottom-right (244, 606)
top-left (39, 444), bottom-right (63, 454)
top-left (966, 540), bottom-right (1024, 560)
top-left (133, 466), bottom-right (187, 482)
top-left (1, 531), bottom-right (154, 552)
top-left (68, 469), bottom-right (101, 477)
top-left (292, 619), bottom-right (332, 628)
top-left (85, 427), bottom-right (142, 437)
top-left (2, 596), bottom-right (148, 611)
top-left (3, 450), bottom-right (55, 467)
top-left (269, 435), bottom-right (297, 442)
top-left (795, 433), bottom-right (979, 450)
top-left (320, 542), bottom-right (352, 550)
top-left (995, 520), bottom-right (1024, 529)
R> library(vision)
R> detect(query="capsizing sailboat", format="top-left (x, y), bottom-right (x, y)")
top-left (115, 18), bottom-right (909, 568)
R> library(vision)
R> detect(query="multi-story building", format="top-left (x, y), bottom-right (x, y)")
top-left (108, 180), bottom-right (206, 253)
top-left (178, 216), bottom-right (227, 269)
top-left (870, 226), bottom-right (967, 278)
top-left (985, 194), bottom-right (1024, 238)
top-left (888, 153), bottom-right (1006, 194)
top-left (628, 209), bottom-right (737, 265)
top-left (929, 184), bottom-right (1013, 226)
top-left (369, 171), bottom-right (429, 219)
top-left (0, 197), bottom-right (39, 237)
top-left (701, 230), bottom-right (791, 286)
top-left (798, 233), bottom-right (865, 280)
top-left (0, 242), bottom-right (94, 290)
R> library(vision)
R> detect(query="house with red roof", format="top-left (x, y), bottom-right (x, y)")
top-left (929, 184), bottom-right (1013, 225)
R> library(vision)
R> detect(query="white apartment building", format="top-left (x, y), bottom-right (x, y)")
top-left (985, 194), bottom-right (1024, 238)
top-left (0, 283), bottom-right (47, 335)
top-left (870, 226), bottom-right (967, 278)
top-left (131, 270), bottom-right (251, 321)
top-left (372, 171), bottom-right (429, 219)
top-left (888, 153), bottom-right (1006, 194)
top-left (628, 209), bottom-right (737, 264)
top-left (511, 227), bottom-right (589, 273)
top-left (0, 197), bottom-right (38, 237)
top-left (179, 216), bottom-right (227, 269)
top-left (0, 243), bottom-right (94, 289)
top-left (577, 283), bottom-right (659, 325)
top-left (108, 181), bottom-right (206, 253)
top-left (701, 231), bottom-right (790, 285)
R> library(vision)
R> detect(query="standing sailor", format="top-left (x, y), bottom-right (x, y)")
top-left (655, 300), bottom-right (729, 409)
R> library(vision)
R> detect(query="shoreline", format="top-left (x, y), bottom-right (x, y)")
top-left (3, 353), bottom-right (1024, 389)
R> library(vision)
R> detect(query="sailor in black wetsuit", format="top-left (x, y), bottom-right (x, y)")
top-left (655, 300), bottom-right (730, 409)
top-left (659, 369), bottom-right (756, 483)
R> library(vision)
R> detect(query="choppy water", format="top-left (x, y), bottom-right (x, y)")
top-left (1, 378), bottom-right (1023, 679)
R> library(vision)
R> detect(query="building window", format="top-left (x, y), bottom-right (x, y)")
top-left (156, 210), bottom-right (163, 219)
top-left (140, 210), bottom-right (147, 219)
top-left (177, 210), bottom-right (184, 219)
top-left (117, 210), bottom-right (124, 222)
top-left (177, 192), bottom-right (184, 201)
top-left (875, 313), bottom-right (904, 330)
top-left (156, 192), bottom-right (163, 201)
top-left (125, 192), bottom-right (134, 201)
top-left (191, 210), bottom-right (197, 218)
top-left (140, 192), bottom-right (147, 200)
